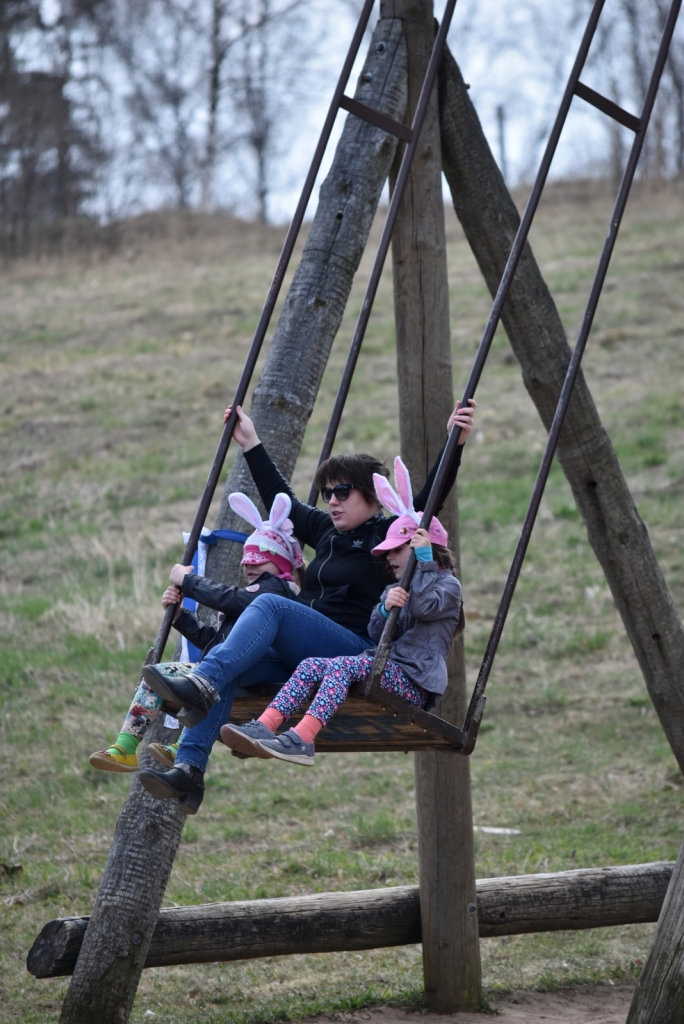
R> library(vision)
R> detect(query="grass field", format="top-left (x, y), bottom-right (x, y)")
top-left (1, 182), bottom-right (684, 1023)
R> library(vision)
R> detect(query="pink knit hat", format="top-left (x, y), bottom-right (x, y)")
top-left (371, 456), bottom-right (449, 555)
top-left (228, 492), bottom-right (304, 574)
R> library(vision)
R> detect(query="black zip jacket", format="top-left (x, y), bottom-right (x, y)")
top-left (172, 570), bottom-right (298, 659)
top-left (243, 441), bottom-right (463, 637)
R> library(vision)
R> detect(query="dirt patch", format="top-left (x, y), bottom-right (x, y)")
top-left (319, 986), bottom-right (635, 1024)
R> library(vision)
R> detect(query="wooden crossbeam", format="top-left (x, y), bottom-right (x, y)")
top-left (30, 862), bottom-right (674, 979)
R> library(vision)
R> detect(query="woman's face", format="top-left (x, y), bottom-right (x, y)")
top-left (325, 481), bottom-right (381, 532)
top-left (386, 543), bottom-right (411, 578)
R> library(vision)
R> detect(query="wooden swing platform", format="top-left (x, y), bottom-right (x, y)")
top-left (229, 684), bottom-right (463, 752)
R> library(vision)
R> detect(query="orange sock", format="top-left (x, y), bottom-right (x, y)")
top-left (293, 714), bottom-right (324, 745)
top-left (258, 707), bottom-right (286, 733)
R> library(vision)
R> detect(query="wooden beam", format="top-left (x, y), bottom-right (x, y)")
top-left (57, 22), bottom-right (410, 1024)
top-left (626, 840), bottom-right (684, 1023)
top-left (382, 0), bottom-right (480, 1011)
top-left (29, 862), bottom-right (674, 979)
top-left (437, 43), bottom-right (684, 776)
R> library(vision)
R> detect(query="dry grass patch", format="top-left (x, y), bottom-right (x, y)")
top-left (1, 183), bottom-right (684, 1022)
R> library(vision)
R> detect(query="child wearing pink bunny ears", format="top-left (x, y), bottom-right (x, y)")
top-left (221, 458), bottom-right (463, 767)
top-left (230, 491), bottom-right (305, 586)
top-left (89, 492), bottom-right (303, 778)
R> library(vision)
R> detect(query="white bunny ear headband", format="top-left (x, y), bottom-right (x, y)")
top-left (228, 491), bottom-right (303, 568)
top-left (372, 457), bottom-right (421, 525)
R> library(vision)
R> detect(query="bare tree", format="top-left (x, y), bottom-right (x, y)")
top-left (449, 0), bottom-right (684, 185)
top-left (78, 0), bottom-right (321, 216)
top-left (222, 0), bottom-right (323, 222)
top-left (0, 0), bottom-right (104, 254)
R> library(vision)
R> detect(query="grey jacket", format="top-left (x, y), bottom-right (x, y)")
top-left (367, 562), bottom-right (462, 697)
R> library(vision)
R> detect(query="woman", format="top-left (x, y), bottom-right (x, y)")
top-left (140, 400), bottom-right (475, 813)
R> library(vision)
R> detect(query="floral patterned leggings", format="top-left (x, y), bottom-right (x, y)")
top-left (121, 680), bottom-right (164, 740)
top-left (120, 664), bottom-right (198, 740)
top-left (269, 653), bottom-right (428, 726)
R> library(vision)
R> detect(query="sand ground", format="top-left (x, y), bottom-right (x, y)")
top-left (319, 985), bottom-right (635, 1024)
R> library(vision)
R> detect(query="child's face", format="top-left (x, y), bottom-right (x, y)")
top-left (242, 560), bottom-right (281, 584)
top-left (386, 543), bottom-right (411, 579)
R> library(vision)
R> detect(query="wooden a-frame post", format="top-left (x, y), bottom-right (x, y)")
top-left (437, 40), bottom-right (684, 1023)
top-left (626, 835), bottom-right (684, 1024)
top-left (385, 0), bottom-right (481, 1010)
top-left (57, 16), bottom-right (409, 1022)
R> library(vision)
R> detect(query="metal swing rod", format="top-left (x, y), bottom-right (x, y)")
top-left (360, 0), bottom-right (682, 752)
top-left (461, 0), bottom-right (683, 741)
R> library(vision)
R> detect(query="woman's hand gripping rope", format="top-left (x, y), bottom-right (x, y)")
top-left (447, 398), bottom-right (477, 444)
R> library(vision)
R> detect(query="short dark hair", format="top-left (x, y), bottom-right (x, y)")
top-left (315, 453), bottom-right (389, 505)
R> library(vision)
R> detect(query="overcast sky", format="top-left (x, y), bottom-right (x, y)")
top-left (268, 0), bottom-right (639, 223)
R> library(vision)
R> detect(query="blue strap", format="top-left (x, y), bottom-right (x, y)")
top-left (182, 528), bottom-right (249, 660)
top-left (198, 529), bottom-right (249, 546)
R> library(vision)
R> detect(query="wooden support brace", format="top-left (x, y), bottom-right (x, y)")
top-left (438, 43), bottom-right (684, 777)
top-left (30, 862), bottom-right (674, 979)
top-left (383, 0), bottom-right (480, 1009)
top-left (56, 20), bottom-right (410, 1024)
top-left (626, 838), bottom-right (684, 1023)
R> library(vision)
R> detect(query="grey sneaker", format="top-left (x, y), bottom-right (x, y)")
top-left (220, 720), bottom-right (276, 759)
top-left (257, 728), bottom-right (315, 766)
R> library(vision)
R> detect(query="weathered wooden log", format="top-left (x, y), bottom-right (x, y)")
top-left (383, 0), bottom-right (480, 1011)
top-left (29, 862), bottom-right (673, 979)
top-left (57, 21), bottom-right (409, 1024)
top-left (626, 841), bottom-right (684, 1024)
top-left (438, 44), bottom-right (684, 774)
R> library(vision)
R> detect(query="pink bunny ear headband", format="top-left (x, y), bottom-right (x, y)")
top-left (228, 492), bottom-right (304, 573)
top-left (371, 456), bottom-right (448, 554)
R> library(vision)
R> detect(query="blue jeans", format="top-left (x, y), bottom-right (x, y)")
top-left (176, 594), bottom-right (370, 771)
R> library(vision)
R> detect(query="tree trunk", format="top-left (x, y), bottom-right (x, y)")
top-left (627, 840), bottom-right (684, 1024)
top-left (206, 12), bottom-right (408, 585)
top-left (384, 0), bottom-right (480, 1010)
top-left (200, 0), bottom-right (222, 211)
top-left (438, 44), bottom-right (684, 774)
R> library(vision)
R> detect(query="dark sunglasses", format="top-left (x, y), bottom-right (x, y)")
top-left (321, 483), bottom-right (353, 503)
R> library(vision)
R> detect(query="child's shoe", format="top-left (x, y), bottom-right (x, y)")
top-left (148, 741), bottom-right (179, 768)
top-left (139, 762), bottom-right (204, 815)
top-left (220, 720), bottom-right (276, 759)
top-left (257, 729), bottom-right (315, 766)
top-left (142, 663), bottom-right (219, 727)
top-left (89, 744), bottom-right (138, 773)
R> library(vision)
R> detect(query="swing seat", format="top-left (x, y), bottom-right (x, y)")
top-left (229, 682), bottom-right (481, 753)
